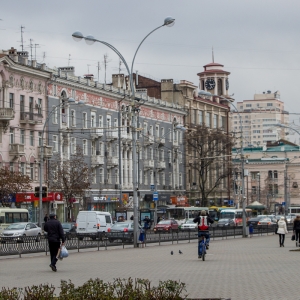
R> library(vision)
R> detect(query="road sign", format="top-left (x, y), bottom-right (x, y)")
top-left (282, 202), bottom-right (285, 206)
top-left (150, 185), bottom-right (155, 191)
top-left (153, 192), bottom-right (158, 201)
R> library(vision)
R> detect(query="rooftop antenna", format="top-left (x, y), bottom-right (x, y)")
top-left (103, 53), bottom-right (111, 84)
top-left (212, 46), bottom-right (214, 63)
top-left (34, 43), bottom-right (40, 60)
top-left (29, 38), bottom-right (33, 61)
top-left (20, 25), bottom-right (25, 51)
top-left (68, 54), bottom-right (71, 66)
top-left (118, 58), bottom-right (122, 74)
top-left (97, 61), bottom-right (101, 81)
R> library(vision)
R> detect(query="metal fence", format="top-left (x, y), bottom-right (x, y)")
top-left (0, 224), bottom-right (291, 257)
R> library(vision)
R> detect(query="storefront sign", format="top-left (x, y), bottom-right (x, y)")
top-left (16, 192), bottom-right (63, 202)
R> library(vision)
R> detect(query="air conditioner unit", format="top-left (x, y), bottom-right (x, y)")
top-left (53, 202), bottom-right (58, 209)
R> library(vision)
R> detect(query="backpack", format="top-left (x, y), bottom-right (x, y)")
top-left (198, 216), bottom-right (209, 231)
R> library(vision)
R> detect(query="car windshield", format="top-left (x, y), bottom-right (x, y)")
top-left (6, 224), bottom-right (25, 230)
top-left (260, 218), bottom-right (271, 222)
top-left (219, 219), bottom-right (230, 223)
top-left (112, 223), bottom-right (130, 229)
top-left (158, 221), bottom-right (170, 225)
top-left (62, 224), bottom-right (72, 229)
top-left (185, 220), bottom-right (194, 224)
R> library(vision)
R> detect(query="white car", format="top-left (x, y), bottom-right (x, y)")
top-left (0, 222), bottom-right (42, 239)
top-left (180, 219), bottom-right (197, 231)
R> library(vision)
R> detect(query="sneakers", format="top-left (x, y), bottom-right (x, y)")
top-left (198, 255), bottom-right (202, 259)
top-left (206, 245), bottom-right (209, 250)
top-left (49, 264), bottom-right (57, 272)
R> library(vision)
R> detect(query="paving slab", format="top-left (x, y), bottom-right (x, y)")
top-left (0, 233), bottom-right (298, 300)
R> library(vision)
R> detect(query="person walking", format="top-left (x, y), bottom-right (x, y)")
top-left (44, 213), bottom-right (49, 223)
top-left (293, 215), bottom-right (300, 247)
top-left (277, 216), bottom-right (288, 247)
top-left (44, 213), bottom-right (65, 272)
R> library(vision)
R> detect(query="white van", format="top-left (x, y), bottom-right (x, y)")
top-left (76, 211), bottom-right (112, 240)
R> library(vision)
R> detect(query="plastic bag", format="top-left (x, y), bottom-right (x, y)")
top-left (59, 245), bottom-right (69, 258)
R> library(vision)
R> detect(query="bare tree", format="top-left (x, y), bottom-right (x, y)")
top-left (48, 146), bottom-right (91, 220)
top-left (186, 125), bottom-right (234, 207)
top-left (0, 168), bottom-right (31, 206)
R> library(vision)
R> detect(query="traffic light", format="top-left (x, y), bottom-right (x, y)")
top-left (34, 186), bottom-right (48, 198)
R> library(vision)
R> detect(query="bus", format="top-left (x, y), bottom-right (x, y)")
top-left (166, 206), bottom-right (209, 222)
top-left (219, 208), bottom-right (252, 226)
top-left (289, 207), bottom-right (300, 215)
top-left (0, 208), bottom-right (29, 232)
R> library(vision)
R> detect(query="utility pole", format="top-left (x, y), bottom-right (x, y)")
top-left (20, 25), bottom-right (25, 51)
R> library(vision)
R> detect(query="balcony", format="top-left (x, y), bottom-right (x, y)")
top-left (37, 146), bottom-right (53, 158)
top-left (107, 156), bottom-right (118, 167)
top-left (157, 161), bottom-right (166, 169)
top-left (90, 128), bottom-right (103, 139)
top-left (0, 108), bottom-right (14, 121)
top-left (144, 135), bottom-right (154, 146)
top-left (144, 160), bottom-right (154, 169)
top-left (9, 144), bottom-right (25, 157)
top-left (121, 129), bottom-right (132, 141)
top-left (20, 112), bottom-right (42, 125)
top-left (106, 129), bottom-right (118, 141)
top-left (91, 155), bottom-right (105, 165)
top-left (155, 137), bottom-right (165, 146)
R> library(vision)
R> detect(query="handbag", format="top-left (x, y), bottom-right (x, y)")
top-left (291, 234), bottom-right (295, 241)
top-left (59, 245), bottom-right (69, 258)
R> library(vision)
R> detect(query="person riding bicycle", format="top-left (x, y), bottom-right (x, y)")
top-left (193, 210), bottom-right (214, 258)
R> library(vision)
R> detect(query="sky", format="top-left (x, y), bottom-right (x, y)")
top-left (1, 0), bottom-right (300, 131)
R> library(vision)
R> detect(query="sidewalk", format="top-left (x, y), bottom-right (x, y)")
top-left (0, 233), bottom-right (298, 300)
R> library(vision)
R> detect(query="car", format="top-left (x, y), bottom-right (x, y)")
top-left (106, 221), bottom-right (140, 243)
top-left (61, 222), bottom-right (76, 239)
top-left (257, 217), bottom-right (277, 225)
top-left (286, 214), bottom-right (296, 224)
top-left (153, 219), bottom-right (179, 234)
top-left (216, 218), bottom-right (235, 227)
top-left (0, 222), bottom-right (42, 241)
top-left (247, 215), bottom-right (267, 226)
top-left (180, 219), bottom-right (197, 231)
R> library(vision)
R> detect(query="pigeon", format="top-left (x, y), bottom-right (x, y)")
top-left (179, 250), bottom-right (183, 254)
top-left (171, 251), bottom-right (173, 255)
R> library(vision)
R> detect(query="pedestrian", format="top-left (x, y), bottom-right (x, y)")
top-left (277, 216), bottom-right (288, 247)
top-left (139, 227), bottom-right (145, 248)
top-left (249, 223), bottom-right (254, 238)
top-left (130, 215), bottom-right (134, 221)
top-left (44, 213), bottom-right (49, 223)
top-left (143, 216), bottom-right (151, 230)
top-left (293, 215), bottom-right (300, 247)
top-left (44, 213), bottom-right (65, 272)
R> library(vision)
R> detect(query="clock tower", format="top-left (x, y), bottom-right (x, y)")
top-left (197, 62), bottom-right (230, 97)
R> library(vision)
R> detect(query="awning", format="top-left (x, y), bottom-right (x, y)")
top-left (246, 201), bottom-right (266, 210)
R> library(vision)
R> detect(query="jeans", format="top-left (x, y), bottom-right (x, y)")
top-left (295, 229), bottom-right (300, 243)
top-left (198, 231), bottom-right (210, 256)
top-left (278, 234), bottom-right (285, 246)
top-left (48, 241), bottom-right (60, 266)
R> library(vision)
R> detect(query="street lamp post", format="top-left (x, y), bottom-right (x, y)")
top-left (198, 91), bottom-right (247, 237)
top-left (72, 17), bottom-right (175, 247)
top-left (39, 97), bottom-right (75, 227)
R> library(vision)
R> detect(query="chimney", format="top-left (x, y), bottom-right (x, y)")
top-left (23, 57), bottom-right (28, 65)
top-left (32, 60), bottom-right (37, 68)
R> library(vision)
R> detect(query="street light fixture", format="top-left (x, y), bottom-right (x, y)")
top-left (72, 16), bottom-right (175, 247)
top-left (39, 97), bottom-right (75, 227)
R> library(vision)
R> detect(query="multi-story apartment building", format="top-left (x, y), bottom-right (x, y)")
top-left (232, 140), bottom-right (300, 212)
top-left (0, 47), bottom-right (56, 220)
top-left (131, 61), bottom-right (232, 206)
top-left (47, 70), bottom-right (186, 220)
top-left (232, 91), bottom-right (289, 148)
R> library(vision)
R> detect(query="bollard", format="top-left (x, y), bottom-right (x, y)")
top-left (77, 237), bottom-right (80, 253)
top-left (18, 242), bottom-right (22, 258)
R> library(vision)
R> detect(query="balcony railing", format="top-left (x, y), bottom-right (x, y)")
top-left (9, 144), bottom-right (25, 156)
top-left (144, 160), bottom-right (154, 169)
top-left (107, 156), bottom-right (118, 166)
top-left (0, 108), bottom-right (14, 120)
top-left (106, 129), bottom-right (118, 141)
top-left (20, 112), bottom-right (43, 125)
top-left (157, 161), bottom-right (166, 169)
top-left (91, 155), bottom-right (105, 165)
top-left (37, 146), bottom-right (53, 158)
top-left (90, 128), bottom-right (103, 139)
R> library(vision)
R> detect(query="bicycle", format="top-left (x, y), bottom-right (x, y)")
top-left (198, 233), bottom-right (208, 261)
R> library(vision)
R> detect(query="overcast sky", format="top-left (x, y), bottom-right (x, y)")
top-left (1, 0), bottom-right (300, 131)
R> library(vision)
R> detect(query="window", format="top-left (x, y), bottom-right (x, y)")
top-left (71, 110), bottom-right (76, 127)
top-left (9, 128), bottom-right (14, 144)
top-left (83, 140), bottom-right (87, 155)
top-left (179, 173), bottom-right (182, 186)
top-left (144, 170), bottom-right (148, 185)
top-left (20, 130), bottom-right (25, 144)
top-left (83, 112), bottom-right (87, 128)
top-left (10, 162), bottom-right (13, 172)
top-left (30, 131), bottom-right (34, 146)
top-left (21, 163), bottom-right (25, 175)
top-left (161, 127), bottom-right (164, 138)
top-left (37, 98), bottom-right (42, 115)
top-left (267, 103), bottom-right (273, 106)
top-left (29, 97), bottom-right (34, 114)
top-left (139, 169), bottom-right (143, 184)
top-left (30, 163), bottom-right (34, 180)
top-left (91, 168), bottom-right (96, 184)
top-left (38, 132), bottom-right (42, 146)
top-left (91, 112), bottom-right (96, 128)
top-left (107, 116), bottom-right (111, 128)
top-left (221, 116), bottom-right (226, 129)
top-left (246, 104), bottom-right (252, 107)
top-left (71, 137), bottom-right (76, 154)
top-left (199, 111), bottom-right (203, 125)
top-left (99, 115), bottom-right (103, 128)
top-left (274, 170), bottom-right (278, 179)
top-left (9, 93), bottom-right (14, 109)
top-left (91, 141), bottom-right (95, 156)
top-left (213, 114), bottom-right (218, 128)
top-left (20, 95), bottom-right (25, 112)
top-left (99, 168), bottom-right (103, 183)
top-left (149, 148), bottom-right (153, 160)
top-left (53, 135), bottom-right (58, 152)
top-left (52, 106), bottom-right (58, 124)
top-left (156, 125), bottom-right (159, 137)
top-left (168, 128), bottom-right (172, 142)
top-left (206, 112), bottom-right (211, 127)
top-left (150, 171), bottom-right (154, 185)
top-left (149, 125), bottom-right (153, 136)
top-left (143, 123), bottom-right (147, 135)
top-left (99, 142), bottom-right (103, 156)
top-left (168, 150), bottom-right (172, 163)
top-left (161, 173), bottom-right (165, 185)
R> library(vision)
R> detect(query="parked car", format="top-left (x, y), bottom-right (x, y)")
top-left (180, 219), bottom-right (197, 231)
top-left (257, 217), bottom-right (277, 225)
top-left (247, 215), bottom-right (267, 226)
top-left (106, 221), bottom-right (140, 243)
top-left (153, 219), bottom-right (179, 234)
top-left (61, 222), bottom-right (76, 239)
top-left (216, 218), bottom-right (235, 227)
top-left (0, 222), bottom-right (41, 240)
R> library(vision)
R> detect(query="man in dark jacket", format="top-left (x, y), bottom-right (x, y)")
top-left (193, 210), bottom-right (214, 258)
top-left (44, 213), bottom-right (65, 272)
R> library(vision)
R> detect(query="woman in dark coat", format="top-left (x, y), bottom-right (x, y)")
top-left (293, 215), bottom-right (300, 247)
